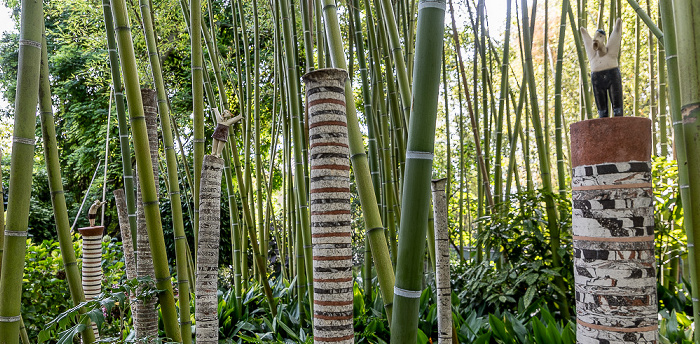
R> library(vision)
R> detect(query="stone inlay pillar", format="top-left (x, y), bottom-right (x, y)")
top-left (303, 68), bottom-right (354, 344)
top-left (571, 117), bottom-right (657, 343)
top-left (195, 155), bottom-right (224, 344)
top-left (78, 225), bottom-right (103, 339)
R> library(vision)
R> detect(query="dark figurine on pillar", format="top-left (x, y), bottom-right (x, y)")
top-left (581, 18), bottom-right (623, 118)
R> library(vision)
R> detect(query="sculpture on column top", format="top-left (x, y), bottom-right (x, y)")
top-left (580, 18), bottom-right (623, 118)
top-left (211, 108), bottom-right (243, 158)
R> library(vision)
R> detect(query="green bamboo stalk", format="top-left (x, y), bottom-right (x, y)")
top-left (442, 51), bottom-right (451, 205)
top-left (38, 33), bottom-right (96, 344)
top-left (566, 4), bottom-right (593, 119)
top-left (669, 1), bottom-right (700, 340)
top-left (102, 0), bottom-right (137, 250)
top-left (628, 0), bottom-right (663, 43)
top-left (110, 0), bottom-right (181, 339)
top-left (555, 0), bottom-right (569, 198)
top-left (380, 0), bottom-right (411, 123)
top-left (279, 0), bottom-right (314, 308)
top-left (314, 0), bottom-right (325, 68)
top-left (191, 0), bottom-right (204, 256)
top-left (448, 0), bottom-right (494, 208)
top-left (658, 7), bottom-right (669, 157)
top-left (252, 0), bottom-right (267, 267)
top-left (521, 0), bottom-right (570, 319)
top-left (0, 149), bottom-right (3, 274)
top-left (322, 0), bottom-right (396, 321)
top-left (350, 0), bottom-right (380, 301)
top-left (138, 0), bottom-right (190, 341)
top-left (634, 12), bottom-right (641, 117)
top-left (390, 1), bottom-right (445, 341)
top-left (0, 0), bottom-right (43, 339)
top-left (494, 0), bottom-right (512, 205)
top-left (647, 0), bottom-right (657, 153)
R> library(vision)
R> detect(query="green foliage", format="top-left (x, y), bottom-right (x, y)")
top-left (21, 234), bottom-right (125, 341)
top-left (455, 190), bottom-right (573, 317)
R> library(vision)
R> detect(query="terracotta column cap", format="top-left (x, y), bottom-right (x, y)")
top-left (570, 117), bottom-right (652, 167)
top-left (78, 226), bottom-right (104, 237)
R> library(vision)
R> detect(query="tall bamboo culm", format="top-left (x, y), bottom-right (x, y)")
top-left (38, 33), bottom-right (96, 344)
top-left (109, 0), bottom-right (181, 339)
top-left (138, 0), bottom-right (192, 340)
top-left (102, 0), bottom-right (137, 249)
top-left (321, 0), bottom-right (396, 321)
top-left (304, 68), bottom-right (354, 344)
top-left (669, 1), bottom-right (700, 340)
top-left (0, 0), bottom-right (43, 340)
top-left (390, 1), bottom-right (445, 342)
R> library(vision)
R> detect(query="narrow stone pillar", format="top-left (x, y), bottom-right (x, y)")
top-left (302, 68), bottom-right (354, 344)
top-left (195, 154), bottom-right (224, 344)
top-left (78, 225), bottom-right (103, 339)
top-left (570, 117), bottom-right (657, 343)
top-left (431, 178), bottom-right (452, 344)
top-left (134, 88), bottom-right (159, 340)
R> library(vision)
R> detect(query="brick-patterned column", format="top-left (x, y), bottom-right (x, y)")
top-left (571, 117), bottom-right (658, 343)
top-left (303, 68), bottom-right (354, 344)
top-left (78, 225), bottom-right (103, 340)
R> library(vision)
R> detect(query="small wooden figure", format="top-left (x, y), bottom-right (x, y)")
top-left (88, 199), bottom-right (107, 227)
top-left (211, 109), bottom-right (243, 158)
top-left (581, 18), bottom-right (623, 118)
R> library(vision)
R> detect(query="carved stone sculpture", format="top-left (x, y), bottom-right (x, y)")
top-left (87, 199), bottom-right (106, 227)
top-left (211, 109), bottom-right (243, 158)
top-left (581, 18), bottom-right (623, 118)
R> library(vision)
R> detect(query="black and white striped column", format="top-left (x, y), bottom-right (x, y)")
top-left (571, 117), bottom-right (657, 343)
top-left (78, 225), bottom-right (103, 339)
top-left (303, 68), bottom-right (354, 344)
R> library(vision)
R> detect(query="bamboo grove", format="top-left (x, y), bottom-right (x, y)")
top-left (1, 0), bottom-right (700, 342)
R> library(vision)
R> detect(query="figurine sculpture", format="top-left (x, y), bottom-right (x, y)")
top-left (88, 199), bottom-right (107, 227)
top-left (581, 18), bottom-right (623, 118)
top-left (211, 108), bottom-right (243, 157)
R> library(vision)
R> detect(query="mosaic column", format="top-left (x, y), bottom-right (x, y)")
top-left (571, 117), bottom-right (657, 343)
top-left (302, 68), bottom-right (354, 344)
top-left (78, 225), bottom-right (103, 340)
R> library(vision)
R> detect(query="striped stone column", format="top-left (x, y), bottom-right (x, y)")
top-left (303, 68), bottom-right (354, 344)
top-left (78, 225), bottom-right (103, 339)
top-left (571, 117), bottom-right (657, 343)
top-left (195, 155), bottom-right (224, 344)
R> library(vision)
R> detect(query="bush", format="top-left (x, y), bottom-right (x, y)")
top-left (21, 234), bottom-right (125, 341)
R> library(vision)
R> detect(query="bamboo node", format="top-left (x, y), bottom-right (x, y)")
top-left (156, 277), bottom-right (171, 283)
top-left (12, 136), bottom-right (35, 146)
top-left (18, 39), bottom-right (41, 49)
top-left (193, 139), bottom-right (205, 143)
top-left (394, 286), bottom-right (422, 298)
top-left (693, 298), bottom-right (699, 302)
top-left (4, 230), bottom-right (27, 237)
top-left (406, 150), bottom-right (434, 160)
top-left (366, 226), bottom-right (383, 234)
top-left (115, 26), bottom-right (131, 31)
top-left (0, 315), bottom-right (20, 323)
